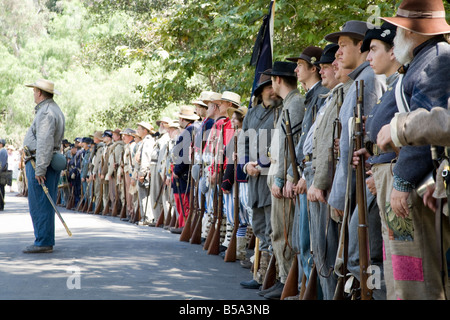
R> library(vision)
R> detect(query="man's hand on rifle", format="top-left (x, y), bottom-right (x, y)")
top-left (283, 180), bottom-right (295, 199)
top-left (246, 161), bottom-right (260, 177)
top-left (334, 138), bottom-right (340, 154)
top-left (271, 183), bottom-right (283, 199)
top-left (35, 175), bottom-right (46, 185)
top-left (293, 178), bottom-right (307, 195)
top-left (352, 148), bottom-right (370, 169)
top-left (307, 185), bottom-right (326, 203)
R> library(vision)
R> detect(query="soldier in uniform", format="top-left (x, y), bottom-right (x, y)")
top-left (120, 128), bottom-right (136, 221)
top-left (107, 129), bottom-right (125, 216)
top-left (170, 106), bottom-right (199, 233)
top-left (136, 122), bottom-right (156, 225)
top-left (239, 71), bottom-right (282, 289)
top-left (284, 46), bottom-right (329, 299)
top-left (261, 62), bottom-right (305, 299)
top-left (148, 117), bottom-right (172, 226)
top-left (91, 131), bottom-right (104, 213)
top-left (100, 130), bottom-right (113, 215)
top-left (307, 46), bottom-right (354, 299)
top-left (79, 137), bottom-right (93, 211)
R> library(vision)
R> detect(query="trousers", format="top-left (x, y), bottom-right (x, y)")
top-left (26, 161), bottom-right (60, 247)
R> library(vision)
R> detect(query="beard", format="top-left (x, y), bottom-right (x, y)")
top-left (393, 28), bottom-right (414, 65)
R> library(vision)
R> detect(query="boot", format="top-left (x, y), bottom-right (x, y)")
top-left (236, 236), bottom-right (247, 261)
top-left (256, 251), bottom-right (270, 284)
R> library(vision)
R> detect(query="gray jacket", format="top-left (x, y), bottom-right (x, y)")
top-left (23, 98), bottom-right (65, 176)
top-left (328, 62), bottom-right (385, 211)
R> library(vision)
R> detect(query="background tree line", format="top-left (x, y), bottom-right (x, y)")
top-left (0, 0), bottom-right (448, 146)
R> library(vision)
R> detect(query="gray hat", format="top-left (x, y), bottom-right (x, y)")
top-left (325, 20), bottom-right (374, 43)
top-left (120, 128), bottom-right (137, 136)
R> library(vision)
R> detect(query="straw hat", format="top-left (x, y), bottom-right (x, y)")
top-left (227, 106), bottom-right (248, 119)
top-left (156, 116), bottom-right (172, 127)
top-left (218, 91), bottom-right (241, 108)
top-left (137, 121), bottom-right (155, 133)
top-left (25, 79), bottom-right (60, 95)
top-left (381, 0), bottom-right (450, 36)
top-left (200, 91), bottom-right (222, 103)
top-left (175, 105), bottom-right (200, 121)
top-left (168, 120), bottom-right (180, 129)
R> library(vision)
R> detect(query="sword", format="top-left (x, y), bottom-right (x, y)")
top-left (24, 146), bottom-right (72, 237)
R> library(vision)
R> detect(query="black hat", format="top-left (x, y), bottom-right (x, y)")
top-left (261, 61), bottom-right (297, 78)
top-left (62, 139), bottom-right (69, 145)
top-left (254, 70), bottom-right (273, 97)
top-left (102, 130), bottom-right (113, 138)
top-left (287, 46), bottom-right (324, 65)
top-left (314, 43), bottom-right (339, 66)
top-left (81, 137), bottom-right (93, 144)
top-left (325, 20), bottom-right (373, 43)
top-left (361, 22), bottom-right (397, 53)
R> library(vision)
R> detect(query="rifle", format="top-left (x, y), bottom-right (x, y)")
top-left (262, 254), bottom-right (277, 290)
top-left (207, 124), bottom-right (225, 255)
top-left (190, 133), bottom-right (207, 244)
top-left (354, 80), bottom-right (372, 300)
top-left (111, 159), bottom-right (122, 217)
top-left (332, 86), bottom-right (351, 300)
top-left (281, 109), bottom-right (301, 299)
top-left (119, 158), bottom-right (127, 219)
top-left (94, 162), bottom-right (104, 215)
top-left (203, 129), bottom-right (221, 251)
top-left (76, 180), bottom-right (85, 211)
top-left (224, 125), bottom-right (240, 262)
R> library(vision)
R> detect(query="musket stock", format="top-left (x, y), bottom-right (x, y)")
top-left (224, 126), bottom-right (239, 262)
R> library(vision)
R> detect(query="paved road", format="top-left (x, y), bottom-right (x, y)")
top-left (0, 191), bottom-right (266, 301)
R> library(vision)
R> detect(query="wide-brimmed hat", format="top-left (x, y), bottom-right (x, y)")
top-left (113, 129), bottom-right (122, 136)
top-left (93, 131), bottom-right (103, 141)
top-left (253, 70), bottom-right (273, 97)
top-left (174, 105), bottom-right (200, 121)
top-left (168, 120), bottom-right (180, 129)
top-left (227, 106), bottom-right (248, 119)
top-left (200, 91), bottom-right (222, 103)
top-left (381, 0), bottom-right (450, 36)
top-left (219, 91), bottom-right (241, 108)
top-left (25, 79), bottom-right (60, 95)
top-left (191, 93), bottom-right (208, 108)
top-left (361, 22), bottom-right (397, 52)
top-left (137, 121), bottom-right (155, 133)
top-left (325, 20), bottom-right (373, 43)
top-left (156, 116), bottom-right (172, 127)
top-left (314, 43), bottom-right (339, 66)
top-left (120, 128), bottom-right (136, 136)
top-left (262, 61), bottom-right (297, 78)
top-left (287, 46), bottom-right (324, 65)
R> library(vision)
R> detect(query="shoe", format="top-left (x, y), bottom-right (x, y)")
top-left (240, 258), bottom-right (252, 269)
top-left (170, 227), bottom-right (183, 234)
top-left (257, 281), bottom-right (282, 297)
top-left (23, 245), bottom-right (53, 253)
top-left (240, 279), bottom-right (261, 289)
top-left (264, 282), bottom-right (284, 300)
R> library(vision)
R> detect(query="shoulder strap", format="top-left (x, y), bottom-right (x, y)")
top-left (395, 73), bottom-right (410, 114)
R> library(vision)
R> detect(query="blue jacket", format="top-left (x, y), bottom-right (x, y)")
top-left (392, 36), bottom-right (450, 191)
